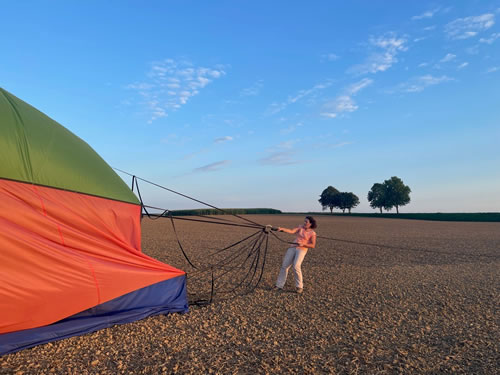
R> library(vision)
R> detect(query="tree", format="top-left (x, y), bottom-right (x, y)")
top-left (383, 176), bottom-right (411, 214)
top-left (345, 192), bottom-right (360, 213)
top-left (338, 192), bottom-right (348, 213)
top-left (338, 192), bottom-right (360, 213)
top-left (318, 186), bottom-right (340, 213)
top-left (367, 183), bottom-right (386, 214)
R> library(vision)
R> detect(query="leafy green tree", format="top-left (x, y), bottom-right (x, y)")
top-left (319, 186), bottom-right (340, 213)
top-left (338, 192), bottom-right (348, 213)
top-left (338, 192), bottom-right (360, 213)
top-left (344, 192), bottom-right (360, 213)
top-left (367, 183), bottom-right (386, 213)
top-left (383, 176), bottom-right (411, 214)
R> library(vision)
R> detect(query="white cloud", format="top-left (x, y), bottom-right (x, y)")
top-left (127, 82), bottom-right (154, 90)
top-left (457, 62), bottom-right (469, 70)
top-left (267, 102), bottom-right (287, 115)
top-left (259, 140), bottom-right (303, 165)
top-left (161, 134), bottom-right (177, 144)
top-left (418, 62), bottom-right (429, 68)
top-left (280, 122), bottom-right (304, 134)
top-left (312, 140), bottom-right (352, 150)
top-left (276, 140), bottom-right (299, 150)
top-left (193, 160), bottom-right (231, 173)
top-left (161, 133), bottom-right (191, 146)
top-left (396, 75), bottom-right (454, 93)
top-left (479, 32), bottom-right (500, 44)
top-left (321, 95), bottom-right (358, 118)
top-left (445, 14), bottom-right (495, 40)
top-left (320, 53), bottom-right (340, 62)
top-left (486, 66), bottom-right (500, 73)
top-left (127, 59), bottom-right (226, 123)
top-left (321, 78), bottom-right (372, 119)
top-left (440, 53), bottom-right (457, 62)
top-left (466, 45), bottom-right (480, 55)
top-left (412, 8), bottom-right (440, 20)
top-left (331, 141), bottom-right (351, 148)
top-left (240, 80), bottom-right (264, 96)
top-left (335, 96), bottom-right (358, 112)
top-left (267, 80), bottom-right (334, 115)
top-left (320, 112), bottom-right (337, 118)
top-left (214, 136), bottom-right (233, 143)
top-left (182, 148), bottom-right (209, 161)
top-left (350, 33), bottom-right (408, 74)
top-left (289, 82), bottom-right (331, 103)
top-left (322, 141), bottom-right (351, 149)
top-left (347, 78), bottom-right (374, 95)
top-left (259, 151), bottom-right (300, 166)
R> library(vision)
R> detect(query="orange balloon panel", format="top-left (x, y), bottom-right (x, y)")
top-left (0, 179), bottom-right (184, 334)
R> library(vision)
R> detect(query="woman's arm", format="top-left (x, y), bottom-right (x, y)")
top-left (277, 227), bottom-right (299, 234)
top-left (297, 232), bottom-right (317, 249)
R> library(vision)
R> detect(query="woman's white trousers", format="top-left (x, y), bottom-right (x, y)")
top-left (276, 247), bottom-right (307, 289)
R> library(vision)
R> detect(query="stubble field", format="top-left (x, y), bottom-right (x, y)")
top-left (1, 215), bottom-right (499, 374)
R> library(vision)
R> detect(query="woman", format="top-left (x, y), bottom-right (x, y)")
top-left (275, 216), bottom-right (317, 294)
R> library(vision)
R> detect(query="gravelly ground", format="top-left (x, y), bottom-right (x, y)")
top-left (1, 215), bottom-right (499, 374)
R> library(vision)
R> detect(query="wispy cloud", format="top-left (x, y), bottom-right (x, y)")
top-left (331, 141), bottom-right (351, 148)
top-left (412, 8), bottom-right (440, 20)
top-left (486, 66), bottom-right (500, 73)
top-left (267, 80), bottom-right (334, 115)
top-left (240, 80), bottom-right (264, 96)
top-left (322, 96), bottom-right (358, 118)
top-left (275, 140), bottom-right (299, 150)
top-left (349, 33), bottom-right (408, 74)
top-left (320, 53), bottom-right (340, 62)
top-left (259, 140), bottom-right (302, 165)
top-left (395, 75), bottom-right (454, 93)
top-left (440, 53), bottom-right (457, 62)
top-left (161, 133), bottom-right (191, 145)
top-left (127, 59), bottom-right (226, 123)
top-left (280, 122), bottom-right (304, 135)
top-left (182, 135), bottom-right (234, 161)
top-left (466, 46), bottom-right (480, 55)
top-left (479, 32), bottom-right (500, 44)
top-left (193, 160), bottom-right (231, 173)
top-left (321, 78), bottom-right (373, 118)
top-left (259, 151), bottom-right (300, 166)
top-left (214, 136), bottom-right (233, 143)
top-left (347, 78), bottom-right (374, 95)
top-left (182, 148), bottom-right (209, 161)
top-left (314, 141), bottom-right (352, 150)
top-left (457, 62), bottom-right (469, 70)
top-left (445, 14), bottom-right (495, 40)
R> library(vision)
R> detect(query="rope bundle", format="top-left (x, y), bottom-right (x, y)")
top-left (120, 170), bottom-right (277, 305)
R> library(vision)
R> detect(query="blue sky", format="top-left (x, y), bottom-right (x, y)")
top-left (2, 1), bottom-right (500, 213)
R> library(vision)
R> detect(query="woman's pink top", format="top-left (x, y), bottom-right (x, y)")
top-left (294, 226), bottom-right (316, 250)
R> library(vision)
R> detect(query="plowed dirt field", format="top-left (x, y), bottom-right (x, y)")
top-left (2, 215), bottom-right (499, 374)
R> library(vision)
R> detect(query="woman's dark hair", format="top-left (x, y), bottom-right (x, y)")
top-left (305, 216), bottom-right (317, 229)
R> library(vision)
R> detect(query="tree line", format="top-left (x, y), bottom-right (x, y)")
top-left (319, 176), bottom-right (411, 214)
